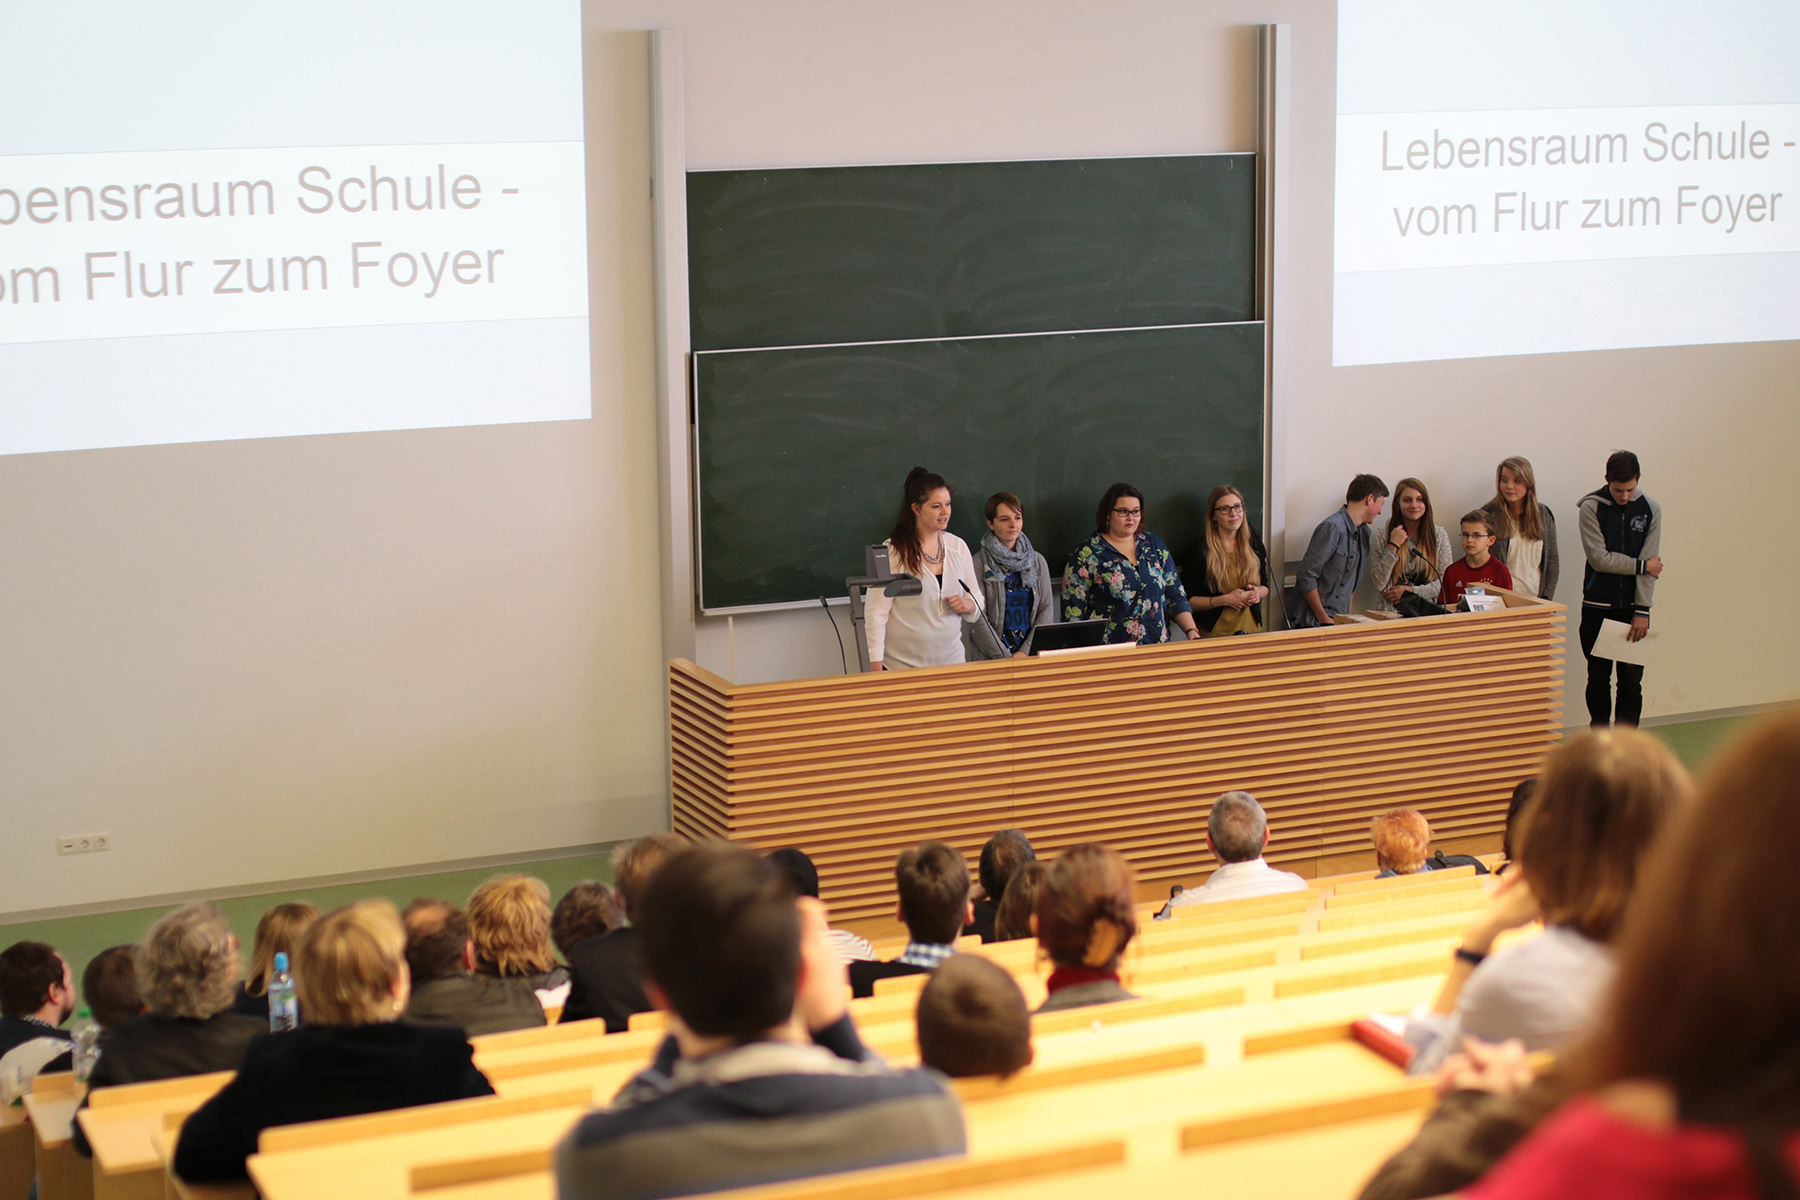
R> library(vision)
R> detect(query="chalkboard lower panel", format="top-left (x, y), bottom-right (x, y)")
top-left (695, 323), bottom-right (1265, 613)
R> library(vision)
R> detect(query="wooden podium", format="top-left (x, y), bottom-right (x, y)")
top-left (669, 591), bottom-right (1564, 923)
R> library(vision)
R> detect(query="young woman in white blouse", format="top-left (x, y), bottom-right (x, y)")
top-left (866, 468), bottom-right (983, 671)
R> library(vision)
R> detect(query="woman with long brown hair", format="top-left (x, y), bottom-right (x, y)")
top-left (1187, 485), bottom-right (1271, 636)
top-left (1402, 728), bottom-right (1691, 1074)
top-left (1369, 476), bottom-right (1452, 612)
top-left (1033, 844), bottom-right (1138, 1012)
top-left (1481, 455), bottom-right (1560, 599)
top-left (865, 467), bottom-right (983, 670)
top-left (1424, 711), bottom-right (1800, 1200)
top-left (232, 902), bottom-right (320, 1019)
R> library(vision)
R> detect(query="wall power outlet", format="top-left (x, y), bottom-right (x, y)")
top-left (57, 833), bottom-right (110, 855)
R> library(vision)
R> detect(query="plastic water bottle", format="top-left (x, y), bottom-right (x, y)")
top-left (268, 951), bottom-right (299, 1032)
top-left (70, 1008), bottom-right (101, 1082)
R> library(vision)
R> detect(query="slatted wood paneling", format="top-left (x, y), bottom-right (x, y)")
top-left (670, 594), bottom-right (1563, 923)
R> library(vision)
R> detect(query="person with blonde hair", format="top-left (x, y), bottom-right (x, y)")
top-left (1402, 728), bottom-right (1691, 1074)
top-left (401, 899), bottom-right (544, 1038)
top-left (1034, 844), bottom-right (1139, 1012)
top-left (175, 900), bottom-right (493, 1183)
top-left (1186, 485), bottom-right (1271, 636)
top-left (1369, 477), bottom-right (1453, 612)
top-left (466, 875), bottom-right (569, 1009)
top-left (232, 901), bottom-right (320, 1019)
top-left (1482, 455), bottom-right (1559, 600)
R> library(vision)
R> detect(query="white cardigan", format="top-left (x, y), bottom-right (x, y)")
top-left (865, 533), bottom-right (983, 669)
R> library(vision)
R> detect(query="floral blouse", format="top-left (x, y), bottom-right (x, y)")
top-left (1062, 532), bottom-right (1193, 645)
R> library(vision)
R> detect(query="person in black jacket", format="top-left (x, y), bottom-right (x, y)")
top-left (1576, 451), bottom-right (1664, 727)
top-left (174, 900), bottom-right (493, 1183)
top-left (74, 903), bottom-right (264, 1157)
top-left (0, 942), bottom-right (74, 1101)
top-left (964, 830), bottom-right (1034, 944)
top-left (560, 833), bottom-right (687, 1031)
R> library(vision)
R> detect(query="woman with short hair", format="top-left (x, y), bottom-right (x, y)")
top-left (1369, 477), bottom-right (1452, 612)
top-left (969, 492), bottom-right (1055, 658)
top-left (1402, 729), bottom-right (1691, 1074)
top-left (1482, 456), bottom-right (1559, 599)
top-left (1371, 809), bottom-right (1434, 878)
top-left (468, 875), bottom-right (571, 1010)
top-left (1034, 845), bottom-right (1139, 1013)
top-left (866, 468), bottom-right (984, 670)
top-left (1062, 483), bottom-right (1200, 645)
top-left (1187, 485), bottom-right (1271, 635)
top-left (175, 901), bottom-right (494, 1183)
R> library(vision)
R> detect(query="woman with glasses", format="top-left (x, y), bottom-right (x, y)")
top-left (1186, 485), bottom-right (1271, 636)
top-left (1062, 483), bottom-right (1201, 645)
top-left (1368, 477), bottom-right (1453, 613)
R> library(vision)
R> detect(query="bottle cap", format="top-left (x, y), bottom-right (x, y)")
top-left (77, 1007), bottom-right (91, 1019)
top-left (274, 952), bottom-right (289, 971)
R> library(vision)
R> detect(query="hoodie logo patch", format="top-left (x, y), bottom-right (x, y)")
top-left (1630, 516), bottom-right (1648, 532)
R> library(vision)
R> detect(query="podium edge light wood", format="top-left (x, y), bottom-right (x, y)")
top-left (670, 592), bottom-right (1564, 923)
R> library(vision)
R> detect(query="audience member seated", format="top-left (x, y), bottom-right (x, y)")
top-left (90, 903), bottom-right (264, 1086)
top-left (1403, 729), bottom-right (1690, 1074)
top-left (175, 900), bottom-right (494, 1183)
top-left (1371, 809), bottom-right (1490, 878)
top-left (1162, 791), bottom-right (1308, 914)
top-left (767, 848), bottom-right (875, 964)
top-left (0, 941), bottom-right (74, 1104)
top-left (965, 829), bottom-right (1035, 943)
top-left (81, 945), bottom-right (144, 1030)
top-left (993, 860), bottom-right (1047, 943)
top-left (915, 955), bottom-right (1033, 1080)
top-left (1369, 710), bottom-right (1800, 1200)
top-left (232, 902), bottom-right (320, 1020)
top-left (551, 882), bottom-right (624, 963)
top-left (849, 841), bottom-right (973, 999)
top-left (1035, 844), bottom-right (1139, 1013)
top-left (562, 832), bottom-right (687, 1031)
top-left (1496, 776), bottom-right (1538, 874)
top-left (554, 844), bottom-right (964, 1200)
top-left (468, 875), bottom-right (571, 1012)
top-left (401, 899), bottom-right (545, 1037)
top-left (73, 904), bottom-right (266, 1157)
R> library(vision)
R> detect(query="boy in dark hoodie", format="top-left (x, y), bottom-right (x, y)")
top-left (1576, 450), bottom-right (1663, 727)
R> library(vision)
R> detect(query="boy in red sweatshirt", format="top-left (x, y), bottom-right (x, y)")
top-left (1441, 509), bottom-right (1513, 607)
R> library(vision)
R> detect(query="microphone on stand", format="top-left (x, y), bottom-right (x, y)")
top-left (961, 579), bottom-right (1009, 657)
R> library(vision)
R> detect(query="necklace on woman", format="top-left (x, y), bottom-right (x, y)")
top-left (921, 541), bottom-right (944, 566)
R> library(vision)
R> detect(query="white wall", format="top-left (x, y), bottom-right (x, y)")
top-left (606, 0), bottom-right (1800, 726)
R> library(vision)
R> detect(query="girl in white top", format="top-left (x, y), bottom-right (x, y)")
top-left (1481, 456), bottom-right (1560, 599)
top-left (866, 468), bottom-right (983, 670)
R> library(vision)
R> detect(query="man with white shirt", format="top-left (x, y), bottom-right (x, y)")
top-left (1161, 791), bottom-right (1308, 915)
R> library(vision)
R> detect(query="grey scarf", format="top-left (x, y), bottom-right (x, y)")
top-left (980, 530), bottom-right (1036, 580)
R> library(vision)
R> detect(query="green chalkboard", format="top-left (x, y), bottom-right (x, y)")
top-left (695, 323), bottom-right (1263, 611)
top-left (687, 155), bottom-right (1256, 351)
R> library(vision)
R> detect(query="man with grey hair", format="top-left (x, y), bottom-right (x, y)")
top-left (1162, 791), bottom-right (1308, 914)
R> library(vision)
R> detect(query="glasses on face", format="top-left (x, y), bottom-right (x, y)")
top-left (1112, 507), bottom-right (1142, 517)
top-left (1460, 531), bottom-right (1491, 540)
top-left (1213, 503), bottom-right (1245, 516)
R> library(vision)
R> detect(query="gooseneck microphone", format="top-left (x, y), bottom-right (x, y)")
top-left (961, 579), bottom-right (1009, 656)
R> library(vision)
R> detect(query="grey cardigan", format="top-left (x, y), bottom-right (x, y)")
top-left (1367, 523), bottom-right (1453, 610)
top-left (1480, 500), bottom-right (1559, 599)
top-left (967, 548), bottom-right (1057, 659)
